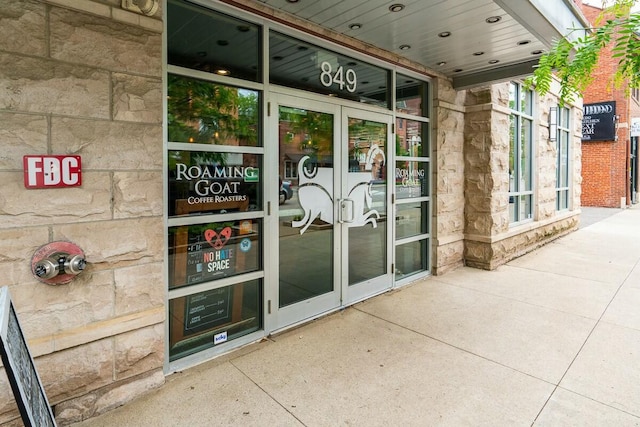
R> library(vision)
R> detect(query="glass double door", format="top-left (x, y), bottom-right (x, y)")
top-left (273, 94), bottom-right (392, 330)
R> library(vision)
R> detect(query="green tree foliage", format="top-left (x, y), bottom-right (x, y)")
top-left (528, 0), bottom-right (639, 105)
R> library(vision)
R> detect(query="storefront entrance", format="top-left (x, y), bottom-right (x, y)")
top-left (273, 94), bottom-right (392, 330)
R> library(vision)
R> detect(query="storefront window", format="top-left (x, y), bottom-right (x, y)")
top-left (167, 150), bottom-right (261, 217)
top-left (508, 82), bottom-right (534, 223)
top-left (169, 279), bottom-right (262, 361)
top-left (396, 202), bottom-right (428, 239)
top-left (168, 74), bottom-right (260, 147)
top-left (168, 219), bottom-right (262, 290)
top-left (395, 119), bottom-right (428, 157)
top-left (395, 240), bottom-right (428, 280)
top-left (395, 161), bottom-right (428, 199)
top-left (167, 0), bottom-right (261, 82)
top-left (396, 75), bottom-right (427, 117)
top-left (269, 31), bottom-right (389, 108)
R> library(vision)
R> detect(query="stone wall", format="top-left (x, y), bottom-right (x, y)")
top-left (463, 80), bottom-right (582, 270)
top-left (431, 79), bottom-right (466, 275)
top-left (0, 0), bottom-right (164, 424)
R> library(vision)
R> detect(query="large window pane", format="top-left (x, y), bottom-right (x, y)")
top-left (168, 219), bottom-right (262, 289)
top-left (168, 150), bottom-right (261, 217)
top-left (168, 0), bottom-right (260, 81)
top-left (169, 280), bottom-right (262, 361)
top-left (168, 74), bottom-right (260, 147)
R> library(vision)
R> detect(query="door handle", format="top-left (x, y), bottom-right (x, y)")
top-left (339, 198), bottom-right (355, 223)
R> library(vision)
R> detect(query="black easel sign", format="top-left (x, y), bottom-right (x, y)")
top-left (0, 287), bottom-right (56, 427)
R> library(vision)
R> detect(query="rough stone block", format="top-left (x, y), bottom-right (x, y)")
top-left (54, 369), bottom-right (165, 425)
top-left (50, 6), bottom-right (162, 77)
top-left (38, 339), bottom-right (114, 403)
top-left (52, 118), bottom-right (163, 170)
top-left (53, 217), bottom-right (164, 269)
top-left (0, 227), bottom-right (49, 286)
top-left (0, 0), bottom-right (46, 57)
top-left (114, 172), bottom-right (163, 218)
top-left (115, 324), bottom-right (164, 380)
top-left (0, 112), bottom-right (48, 169)
top-left (112, 73), bottom-right (162, 123)
top-left (0, 53), bottom-right (110, 118)
top-left (10, 270), bottom-right (115, 339)
top-left (114, 263), bottom-right (164, 316)
top-left (0, 172), bottom-right (112, 229)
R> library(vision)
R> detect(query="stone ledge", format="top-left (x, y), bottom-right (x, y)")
top-left (30, 306), bottom-right (165, 357)
top-left (433, 100), bottom-right (465, 114)
top-left (465, 210), bottom-right (580, 244)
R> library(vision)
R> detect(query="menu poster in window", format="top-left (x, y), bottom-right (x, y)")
top-left (0, 287), bottom-right (57, 427)
top-left (183, 287), bottom-right (233, 336)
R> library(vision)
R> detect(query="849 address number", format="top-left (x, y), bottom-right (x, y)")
top-left (319, 61), bottom-right (357, 93)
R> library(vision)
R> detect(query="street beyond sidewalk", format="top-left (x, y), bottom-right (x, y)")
top-left (75, 206), bottom-right (640, 426)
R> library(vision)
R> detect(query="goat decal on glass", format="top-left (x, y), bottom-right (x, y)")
top-left (293, 143), bottom-right (385, 234)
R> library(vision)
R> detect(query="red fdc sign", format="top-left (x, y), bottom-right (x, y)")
top-left (23, 155), bottom-right (82, 189)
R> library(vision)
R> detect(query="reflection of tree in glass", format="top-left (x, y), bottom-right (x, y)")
top-left (168, 74), bottom-right (259, 146)
top-left (279, 108), bottom-right (333, 157)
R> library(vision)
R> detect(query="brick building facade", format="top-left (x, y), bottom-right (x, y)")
top-left (578, 1), bottom-right (640, 207)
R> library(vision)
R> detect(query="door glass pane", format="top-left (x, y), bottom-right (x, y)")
top-left (395, 161), bottom-right (428, 200)
top-left (347, 117), bottom-right (387, 285)
top-left (278, 106), bottom-right (334, 307)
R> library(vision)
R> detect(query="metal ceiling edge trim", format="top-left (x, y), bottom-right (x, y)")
top-left (452, 59), bottom-right (539, 90)
top-left (214, 0), bottom-right (447, 81)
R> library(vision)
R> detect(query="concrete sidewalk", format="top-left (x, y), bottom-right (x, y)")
top-left (75, 206), bottom-right (640, 426)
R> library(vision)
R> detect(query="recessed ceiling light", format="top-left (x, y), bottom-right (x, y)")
top-left (531, 49), bottom-right (544, 55)
top-left (272, 55), bottom-right (284, 61)
top-left (486, 16), bottom-right (501, 24)
top-left (437, 61), bottom-right (447, 66)
top-left (361, 81), bottom-right (370, 84)
top-left (347, 61), bottom-right (357, 66)
top-left (236, 25), bottom-right (250, 32)
top-left (454, 69), bottom-right (463, 73)
top-left (488, 59), bottom-right (500, 64)
top-left (286, 0), bottom-right (299, 3)
top-left (438, 31), bottom-right (451, 38)
top-left (215, 69), bottom-right (230, 75)
top-left (517, 40), bottom-right (531, 46)
top-left (197, 51), bottom-right (207, 57)
top-left (297, 46), bottom-right (308, 51)
top-left (217, 40), bottom-right (229, 46)
top-left (349, 23), bottom-right (362, 30)
top-left (399, 44), bottom-right (411, 50)
top-left (389, 4), bottom-right (405, 12)
top-left (473, 51), bottom-right (484, 56)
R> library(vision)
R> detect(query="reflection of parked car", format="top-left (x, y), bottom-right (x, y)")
top-left (280, 179), bottom-right (293, 205)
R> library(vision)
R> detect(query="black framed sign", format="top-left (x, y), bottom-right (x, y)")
top-left (0, 287), bottom-right (56, 427)
top-left (582, 101), bottom-right (616, 141)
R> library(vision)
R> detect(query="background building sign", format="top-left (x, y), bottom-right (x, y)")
top-left (582, 101), bottom-right (616, 141)
top-left (631, 117), bottom-right (640, 137)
